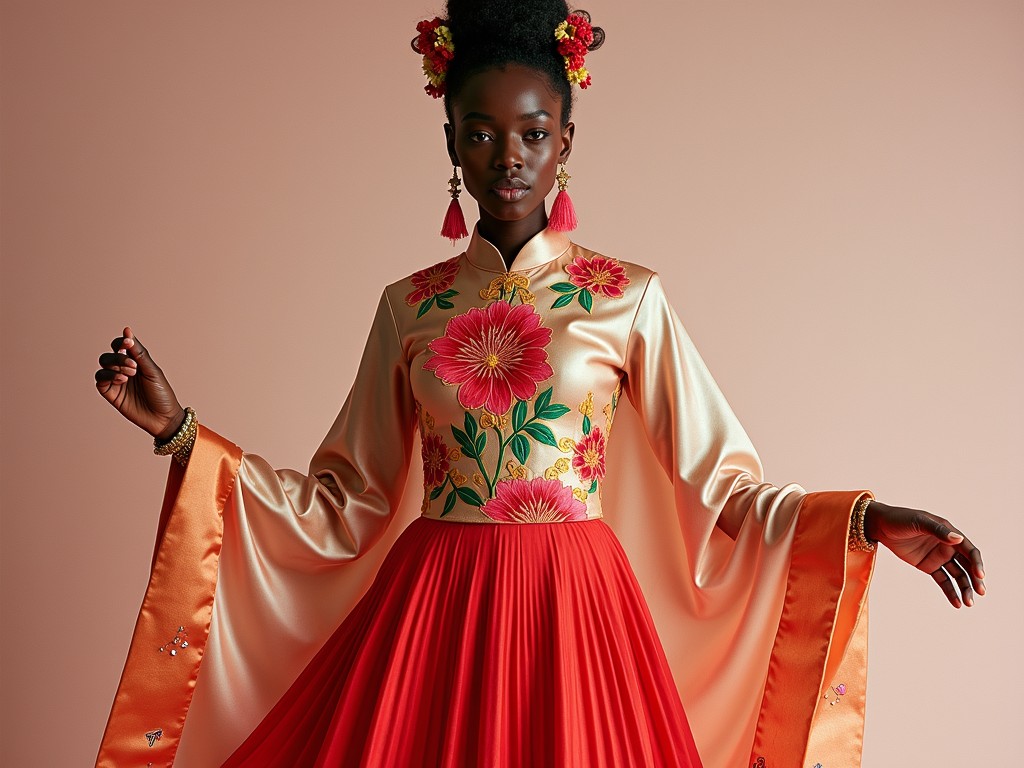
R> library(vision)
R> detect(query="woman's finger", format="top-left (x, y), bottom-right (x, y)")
top-left (930, 566), bottom-right (962, 608)
top-left (98, 351), bottom-right (138, 374)
top-left (946, 557), bottom-right (975, 607)
top-left (952, 547), bottom-right (985, 595)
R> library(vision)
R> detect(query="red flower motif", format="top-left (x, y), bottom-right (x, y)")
top-left (571, 426), bottom-right (607, 484)
top-left (424, 302), bottom-right (554, 415)
top-left (565, 255), bottom-right (630, 298)
top-left (480, 477), bottom-right (588, 523)
top-left (421, 432), bottom-right (451, 488)
top-left (405, 255), bottom-right (461, 306)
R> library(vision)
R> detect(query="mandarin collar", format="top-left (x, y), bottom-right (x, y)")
top-left (463, 222), bottom-right (572, 273)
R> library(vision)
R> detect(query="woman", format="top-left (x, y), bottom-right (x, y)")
top-left (93, 2), bottom-right (986, 766)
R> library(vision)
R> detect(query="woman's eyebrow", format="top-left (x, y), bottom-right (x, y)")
top-left (460, 109), bottom-right (553, 122)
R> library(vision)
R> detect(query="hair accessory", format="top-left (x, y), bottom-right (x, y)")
top-left (413, 17), bottom-right (455, 99)
top-left (848, 494), bottom-right (877, 552)
top-left (153, 406), bottom-right (198, 468)
top-left (441, 167), bottom-right (469, 243)
top-left (547, 163), bottom-right (578, 232)
top-left (554, 12), bottom-right (596, 88)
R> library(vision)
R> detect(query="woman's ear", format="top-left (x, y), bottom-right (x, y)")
top-left (444, 122), bottom-right (459, 167)
top-left (559, 121), bottom-right (575, 163)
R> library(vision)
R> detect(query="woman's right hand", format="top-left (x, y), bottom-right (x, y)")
top-left (95, 326), bottom-right (187, 442)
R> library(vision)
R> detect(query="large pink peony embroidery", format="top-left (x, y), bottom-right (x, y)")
top-left (565, 254), bottom-right (630, 298)
top-left (480, 477), bottom-right (588, 522)
top-left (423, 301), bottom-right (554, 415)
top-left (405, 255), bottom-right (461, 305)
top-left (421, 431), bottom-right (451, 488)
top-left (571, 425), bottom-right (607, 485)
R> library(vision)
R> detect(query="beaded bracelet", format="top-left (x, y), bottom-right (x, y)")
top-left (153, 406), bottom-right (197, 468)
top-left (848, 493), bottom-right (877, 552)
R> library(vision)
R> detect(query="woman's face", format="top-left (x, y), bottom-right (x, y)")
top-left (444, 64), bottom-right (574, 227)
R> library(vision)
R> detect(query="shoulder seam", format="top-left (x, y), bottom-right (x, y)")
top-left (622, 270), bottom-right (657, 367)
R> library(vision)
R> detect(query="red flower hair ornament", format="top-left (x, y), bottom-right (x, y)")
top-left (410, 10), bottom-right (605, 99)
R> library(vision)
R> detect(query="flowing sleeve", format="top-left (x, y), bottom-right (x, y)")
top-left (96, 287), bottom-right (423, 768)
top-left (600, 271), bottom-right (877, 768)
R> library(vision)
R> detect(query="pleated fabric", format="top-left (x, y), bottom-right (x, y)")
top-left (220, 516), bottom-right (704, 768)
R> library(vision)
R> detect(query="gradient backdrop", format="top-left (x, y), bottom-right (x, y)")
top-left (2, 1), bottom-right (1021, 764)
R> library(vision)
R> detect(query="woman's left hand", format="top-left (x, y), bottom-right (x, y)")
top-left (863, 500), bottom-right (986, 609)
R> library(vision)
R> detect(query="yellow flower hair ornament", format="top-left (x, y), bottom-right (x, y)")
top-left (412, 17), bottom-right (455, 99)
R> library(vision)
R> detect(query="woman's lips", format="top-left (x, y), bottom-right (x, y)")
top-left (491, 187), bottom-right (529, 202)
top-left (491, 177), bottom-right (530, 203)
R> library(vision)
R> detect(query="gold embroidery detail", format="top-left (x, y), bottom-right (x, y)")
top-left (423, 410), bottom-right (436, 431)
top-left (479, 272), bottom-right (536, 304)
top-left (557, 436), bottom-right (577, 453)
top-left (543, 458), bottom-right (571, 480)
top-left (472, 472), bottom-right (486, 488)
top-left (579, 391), bottom-right (594, 417)
top-left (451, 469), bottom-right (467, 487)
top-left (572, 487), bottom-right (589, 502)
top-left (479, 409), bottom-right (509, 430)
top-left (447, 448), bottom-right (462, 461)
top-left (504, 460), bottom-right (528, 479)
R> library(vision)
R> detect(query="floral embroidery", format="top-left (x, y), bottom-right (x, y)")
top-left (423, 387), bottom-right (572, 516)
top-left (421, 432), bottom-right (451, 488)
top-left (572, 425), bottom-right (606, 489)
top-left (549, 254), bottom-right (630, 312)
top-left (479, 271), bottom-right (536, 305)
top-left (423, 301), bottom-right (554, 416)
top-left (480, 477), bottom-right (588, 522)
top-left (405, 255), bottom-right (461, 318)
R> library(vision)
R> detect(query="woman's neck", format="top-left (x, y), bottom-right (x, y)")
top-left (476, 207), bottom-right (548, 271)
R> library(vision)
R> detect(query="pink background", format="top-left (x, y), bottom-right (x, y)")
top-left (2, 1), bottom-right (1020, 764)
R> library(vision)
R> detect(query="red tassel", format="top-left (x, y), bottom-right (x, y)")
top-left (548, 189), bottom-right (577, 232)
top-left (440, 196), bottom-right (468, 243)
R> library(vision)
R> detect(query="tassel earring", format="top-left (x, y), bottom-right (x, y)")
top-left (547, 163), bottom-right (578, 232)
top-left (440, 166), bottom-right (469, 243)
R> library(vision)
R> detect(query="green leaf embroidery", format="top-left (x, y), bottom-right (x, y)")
top-left (416, 295), bottom-right (436, 318)
top-left (435, 297), bottom-right (454, 309)
top-left (578, 288), bottom-right (593, 313)
top-left (429, 484), bottom-right (445, 500)
top-left (536, 403), bottom-right (571, 420)
top-left (522, 422), bottom-right (558, 447)
top-left (512, 399), bottom-right (527, 432)
top-left (450, 426), bottom-right (477, 459)
top-left (438, 289), bottom-right (459, 299)
top-left (534, 387), bottom-right (553, 417)
top-left (582, 414), bottom-right (591, 434)
top-left (442, 490), bottom-right (457, 516)
top-left (551, 293), bottom-right (575, 309)
top-left (464, 411), bottom-right (478, 440)
top-left (455, 486), bottom-right (484, 508)
top-left (588, 479), bottom-right (598, 493)
top-left (474, 431), bottom-right (487, 456)
top-left (549, 281), bottom-right (578, 293)
top-left (510, 434), bottom-right (531, 465)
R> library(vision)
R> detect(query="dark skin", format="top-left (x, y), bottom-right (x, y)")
top-left (95, 63), bottom-right (986, 609)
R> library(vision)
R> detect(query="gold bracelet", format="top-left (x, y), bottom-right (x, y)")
top-left (848, 494), bottom-right (877, 552)
top-left (153, 407), bottom-right (198, 468)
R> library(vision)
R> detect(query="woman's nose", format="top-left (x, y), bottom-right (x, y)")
top-left (494, 138), bottom-right (524, 171)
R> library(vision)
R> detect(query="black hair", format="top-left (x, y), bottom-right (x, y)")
top-left (412, 0), bottom-right (605, 127)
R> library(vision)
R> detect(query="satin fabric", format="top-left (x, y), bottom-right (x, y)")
top-left (97, 223), bottom-right (876, 768)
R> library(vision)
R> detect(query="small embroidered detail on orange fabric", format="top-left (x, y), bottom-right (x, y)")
top-left (145, 729), bottom-right (163, 747)
top-left (157, 626), bottom-right (188, 657)
top-left (751, 757), bottom-right (766, 768)
top-left (823, 682), bottom-right (847, 706)
top-left (405, 255), bottom-right (461, 318)
top-left (549, 253), bottom-right (630, 312)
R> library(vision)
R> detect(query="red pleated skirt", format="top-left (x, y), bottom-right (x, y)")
top-left (220, 516), bottom-right (703, 767)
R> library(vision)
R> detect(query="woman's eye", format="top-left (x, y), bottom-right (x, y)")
top-left (469, 132), bottom-right (492, 142)
top-left (526, 130), bottom-right (549, 141)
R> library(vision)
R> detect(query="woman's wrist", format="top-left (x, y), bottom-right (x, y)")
top-left (153, 407), bottom-right (187, 443)
top-left (152, 407), bottom-right (198, 467)
top-left (863, 500), bottom-right (881, 543)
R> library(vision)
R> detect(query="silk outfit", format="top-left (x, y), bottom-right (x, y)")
top-left (97, 224), bottom-right (876, 768)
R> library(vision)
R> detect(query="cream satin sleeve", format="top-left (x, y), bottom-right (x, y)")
top-left (175, 286), bottom-right (421, 766)
top-left (608, 270), bottom-right (876, 768)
